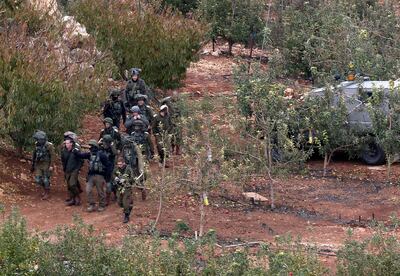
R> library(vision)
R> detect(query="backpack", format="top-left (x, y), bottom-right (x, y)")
top-left (89, 152), bottom-right (104, 174)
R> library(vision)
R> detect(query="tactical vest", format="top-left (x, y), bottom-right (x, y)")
top-left (131, 132), bottom-right (146, 146)
top-left (112, 101), bottom-right (122, 115)
top-left (89, 152), bottom-right (104, 174)
top-left (122, 145), bottom-right (138, 167)
top-left (35, 143), bottom-right (50, 162)
top-left (103, 127), bottom-right (118, 141)
top-left (127, 82), bottom-right (139, 102)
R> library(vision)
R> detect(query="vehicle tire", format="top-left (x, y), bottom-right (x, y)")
top-left (361, 142), bottom-right (385, 165)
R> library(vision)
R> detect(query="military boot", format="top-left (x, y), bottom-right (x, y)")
top-left (123, 213), bottom-right (130, 223)
top-left (41, 189), bottom-right (50, 200)
top-left (74, 195), bottom-right (81, 206)
top-left (65, 198), bottom-right (75, 206)
top-left (175, 145), bottom-right (182, 155)
top-left (141, 188), bottom-right (147, 201)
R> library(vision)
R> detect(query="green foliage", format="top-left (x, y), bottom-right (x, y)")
top-left (198, 0), bottom-right (265, 54)
top-left (0, 4), bottom-right (111, 150)
top-left (69, 0), bottom-right (205, 89)
top-left (162, 0), bottom-right (198, 14)
top-left (234, 64), bottom-right (311, 174)
top-left (0, 209), bottom-right (39, 275)
top-left (366, 82), bottom-right (400, 179)
top-left (267, 235), bottom-right (328, 275)
top-left (270, 0), bottom-right (400, 82)
top-left (337, 228), bottom-right (400, 275)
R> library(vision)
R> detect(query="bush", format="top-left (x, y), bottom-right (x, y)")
top-left (0, 2), bottom-right (112, 150)
top-left (270, 0), bottom-right (400, 82)
top-left (337, 228), bottom-right (400, 275)
top-left (0, 210), bottom-right (332, 275)
top-left (69, 0), bottom-right (205, 89)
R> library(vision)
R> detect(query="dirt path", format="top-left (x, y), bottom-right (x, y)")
top-left (1, 44), bottom-right (400, 255)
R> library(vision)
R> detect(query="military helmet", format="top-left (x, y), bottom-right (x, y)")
top-left (160, 104), bottom-right (168, 112)
top-left (33, 130), bottom-right (47, 141)
top-left (130, 106), bottom-right (140, 113)
top-left (109, 88), bottom-right (120, 97)
top-left (103, 117), bottom-right (113, 125)
top-left (88, 139), bottom-right (99, 148)
top-left (64, 131), bottom-right (77, 141)
top-left (102, 134), bottom-right (113, 144)
top-left (130, 68), bottom-right (141, 76)
top-left (135, 94), bottom-right (148, 101)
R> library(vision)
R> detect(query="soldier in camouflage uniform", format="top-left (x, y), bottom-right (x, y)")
top-left (74, 140), bottom-right (112, 212)
top-left (126, 119), bottom-right (154, 161)
top-left (115, 139), bottom-right (145, 223)
top-left (103, 89), bottom-right (126, 129)
top-left (152, 105), bottom-right (172, 167)
top-left (99, 117), bottom-right (122, 150)
top-left (124, 106), bottom-right (150, 134)
top-left (31, 131), bottom-right (55, 200)
top-left (99, 134), bottom-right (118, 205)
top-left (124, 68), bottom-right (149, 109)
top-left (135, 94), bottom-right (155, 129)
top-left (161, 91), bottom-right (183, 155)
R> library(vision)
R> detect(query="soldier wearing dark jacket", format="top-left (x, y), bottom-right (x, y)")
top-left (99, 117), bottom-right (122, 150)
top-left (124, 68), bottom-right (148, 109)
top-left (125, 106), bottom-right (150, 134)
top-left (100, 135), bottom-right (118, 205)
top-left (61, 137), bottom-right (83, 206)
top-left (136, 94), bottom-right (155, 127)
top-left (103, 89), bottom-right (126, 128)
top-left (152, 105), bottom-right (172, 166)
top-left (74, 140), bottom-right (112, 212)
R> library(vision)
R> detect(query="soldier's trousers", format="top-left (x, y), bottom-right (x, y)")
top-left (117, 186), bottom-right (133, 214)
top-left (34, 162), bottom-right (51, 189)
top-left (86, 175), bottom-right (106, 207)
top-left (64, 170), bottom-right (81, 198)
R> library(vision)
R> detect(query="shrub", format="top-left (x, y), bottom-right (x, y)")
top-left (69, 0), bottom-right (205, 89)
top-left (0, 2), bottom-right (112, 151)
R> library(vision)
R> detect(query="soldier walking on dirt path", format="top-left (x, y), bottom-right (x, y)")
top-left (61, 134), bottom-right (83, 206)
top-left (124, 68), bottom-right (149, 109)
top-left (31, 131), bottom-right (55, 200)
top-left (161, 91), bottom-right (183, 155)
top-left (99, 135), bottom-right (118, 206)
top-left (152, 105), bottom-right (172, 167)
top-left (99, 117), bottom-right (122, 150)
top-left (116, 138), bottom-right (145, 223)
top-left (74, 140), bottom-right (112, 212)
top-left (103, 89), bottom-right (126, 129)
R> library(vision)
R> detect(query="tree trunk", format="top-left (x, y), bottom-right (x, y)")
top-left (269, 178), bottom-right (275, 210)
top-left (323, 153), bottom-right (328, 177)
top-left (249, 34), bottom-right (254, 58)
top-left (212, 38), bottom-right (216, 52)
top-left (387, 154), bottom-right (392, 183)
top-left (199, 199), bottom-right (205, 237)
top-left (228, 40), bottom-right (234, 56)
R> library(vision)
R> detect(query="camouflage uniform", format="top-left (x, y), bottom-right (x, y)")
top-left (161, 95), bottom-right (183, 154)
top-left (100, 135), bottom-right (118, 205)
top-left (99, 118), bottom-right (122, 150)
top-left (103, 89), bottom-right (126, 129)
top-left (136, 94), bottom-right (155, 127)
top-left (31, 131), bottom-right (55, 200)
top-left (116, 140), bottom-right (145, 223)
top-left (152, 106), bottom-right (172, 165)
top-left (124, 79), bottom-right (148, 109)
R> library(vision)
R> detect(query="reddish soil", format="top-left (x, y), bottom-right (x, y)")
top-left (1, 42), bottom-right (400, 272)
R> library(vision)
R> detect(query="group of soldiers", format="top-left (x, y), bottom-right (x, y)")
top-left (31, 68), bottom-right (182, 223)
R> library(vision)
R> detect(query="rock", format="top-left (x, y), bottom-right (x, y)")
top-left (211, 51), bottom-right (220, 57)
top-left (21, 173), bottom-right (29, 181)
top-left (243, 192), bottom-right (269, 202)
top-left (367, 166), bottom-right (386, 171)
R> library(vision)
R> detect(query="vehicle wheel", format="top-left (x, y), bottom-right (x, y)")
top-left (361, 142), bottom-right (385, 165)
